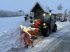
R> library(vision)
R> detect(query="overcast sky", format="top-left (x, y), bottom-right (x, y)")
top-left (0, 0), bottom-right (70, 11)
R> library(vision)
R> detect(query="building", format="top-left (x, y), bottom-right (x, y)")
top-left (30, 2), bottom-right (49, 19)
top-left (25, 2), bottom-right (53, 20)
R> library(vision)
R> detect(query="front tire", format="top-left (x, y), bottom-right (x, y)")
top-left (41, 27), bottom-right (50, 37)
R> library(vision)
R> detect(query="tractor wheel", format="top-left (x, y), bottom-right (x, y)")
top-left (41, 27), bottom-right (50, 37)
top-left (53, 24), bottom-right (57, 32)
top-left (46, 28), bottom-right (50, 36)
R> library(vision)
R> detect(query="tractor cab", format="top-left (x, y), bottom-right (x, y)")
top-left (32, 13), bottom-right (57, 37)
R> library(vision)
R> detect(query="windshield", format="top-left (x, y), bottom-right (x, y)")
top-left (43, 14), bottom-right (50, 22)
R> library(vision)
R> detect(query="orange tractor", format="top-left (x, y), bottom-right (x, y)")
top-left (32, 13), bottom-right (57, 37)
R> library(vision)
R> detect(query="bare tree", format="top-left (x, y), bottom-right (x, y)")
top-left (64, 9), bottom-right (68, 21)
top-left (68, 10), bottom-right (70, 21)
top-left (46, 6), bottom-right (50, 12)
top-left (57, 4), bottom-right (63, 10)
top-left (57, 4), bottom-right (63, 21)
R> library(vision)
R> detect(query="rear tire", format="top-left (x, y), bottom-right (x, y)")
top-left (46, 28), bottom-right (50, 36)
top-left (53, 24), bottom-right (57, 32)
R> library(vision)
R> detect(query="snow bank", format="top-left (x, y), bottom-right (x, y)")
top-left (0, 27), bottom-right (25, 52)
top-left (0, 16), bottom-right (70, 52)
top-left (0, 16), bottom-right (31, 52)
top-left (56, 21), bottom-right (70, 30)
top-left (0, 16), bottom-right (24, 33)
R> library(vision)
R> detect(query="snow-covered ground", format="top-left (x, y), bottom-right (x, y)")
top-left (0, 16), bottom-right (31, 36)
top-left (0, 16), bottom-right (24, 33)
top-left (0, 16), bottom-right (32, 52)
top-left (24, 21), bottom-right (70, 52)
top-left (56, 21), bottom-right (70, 30)
top-left (0, 16), bottom-right (70, 52)
top-left (0, 16), bottom-right (69, 32)
top-left (0, 16), bottom-right (70, 34)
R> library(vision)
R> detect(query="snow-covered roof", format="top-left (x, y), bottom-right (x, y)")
top-left (22, 0), bottom-right (65, 14)
top-left (23, 1), bottom-right (49, 14)
top-left (24, 1), bottom-right (65, 15)
top-left (52, 10), bottom-right (64, 14)
top-left (30, 2), bottom-right (49, 13)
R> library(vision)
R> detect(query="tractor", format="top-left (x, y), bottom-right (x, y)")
top-left (32, 12), bottom-right (57, 37)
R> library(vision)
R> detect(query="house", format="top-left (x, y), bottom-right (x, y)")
top-left (24, 2), bottom-right (53, 20)
top-left (52, 10), bottom-right (65, 21)
top-left (30, 2), bottom-right (43, 19)
top-left (25, 2), bottom-right (61, 20)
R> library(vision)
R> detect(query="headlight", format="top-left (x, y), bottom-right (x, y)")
top-left (43, 13), bottom-right (46, 17)
top-left (33, 22), bottom-right (34, 24)
top-left (43, 23), bottom-right (46, 25)
top-left (49, 13), bottom-right (51, 16)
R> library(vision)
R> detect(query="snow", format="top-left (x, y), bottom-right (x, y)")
top-left (52, 10), bottom-right (64, 14)
top-left (0, 16), bottom-right (24, 32)
top-left (0, 0), bottom-right (70, 52)
top-left (0, 16), bottom-right (31, 33)
top-left (56, 21), bottom-right (70, 30)
top-left (24, 21), bottom-right (70, 52)
top-left (0, 16), bottom-right (70, 52)
top-left (0, 16), bottom-right (32, 52)
top-left (0, 16), bottom-right (70, 35)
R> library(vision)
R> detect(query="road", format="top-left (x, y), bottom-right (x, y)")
top-left (7, 22), bottom-right (70, 52)
top-left (40, 26), bottom-right (70, 52)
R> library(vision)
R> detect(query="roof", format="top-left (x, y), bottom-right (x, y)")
top-left (23, 1), bottom-right (49, 14)
top-left (30, 2), bottom-right (49, 13)
top-left (52, 10), bottom-right (64, 14)
top-left (23, 0), bottom-right (65, 14)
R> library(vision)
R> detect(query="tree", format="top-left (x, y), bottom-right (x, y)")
top-left (57, 4), bottom-right (63, 10)
top-left (46, 6), bottom-right (50, 12)
top-left (67, 10), bottom-right (70, 21)
top-left (57, 4), bottom-right (63, 21)
top-left (64, 9), bottom-right (68, 21)
top-left (68, 10), bottom-right (70, 16)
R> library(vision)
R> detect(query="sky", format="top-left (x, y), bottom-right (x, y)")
top-left (0, 0), bottom-right (70, 12)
